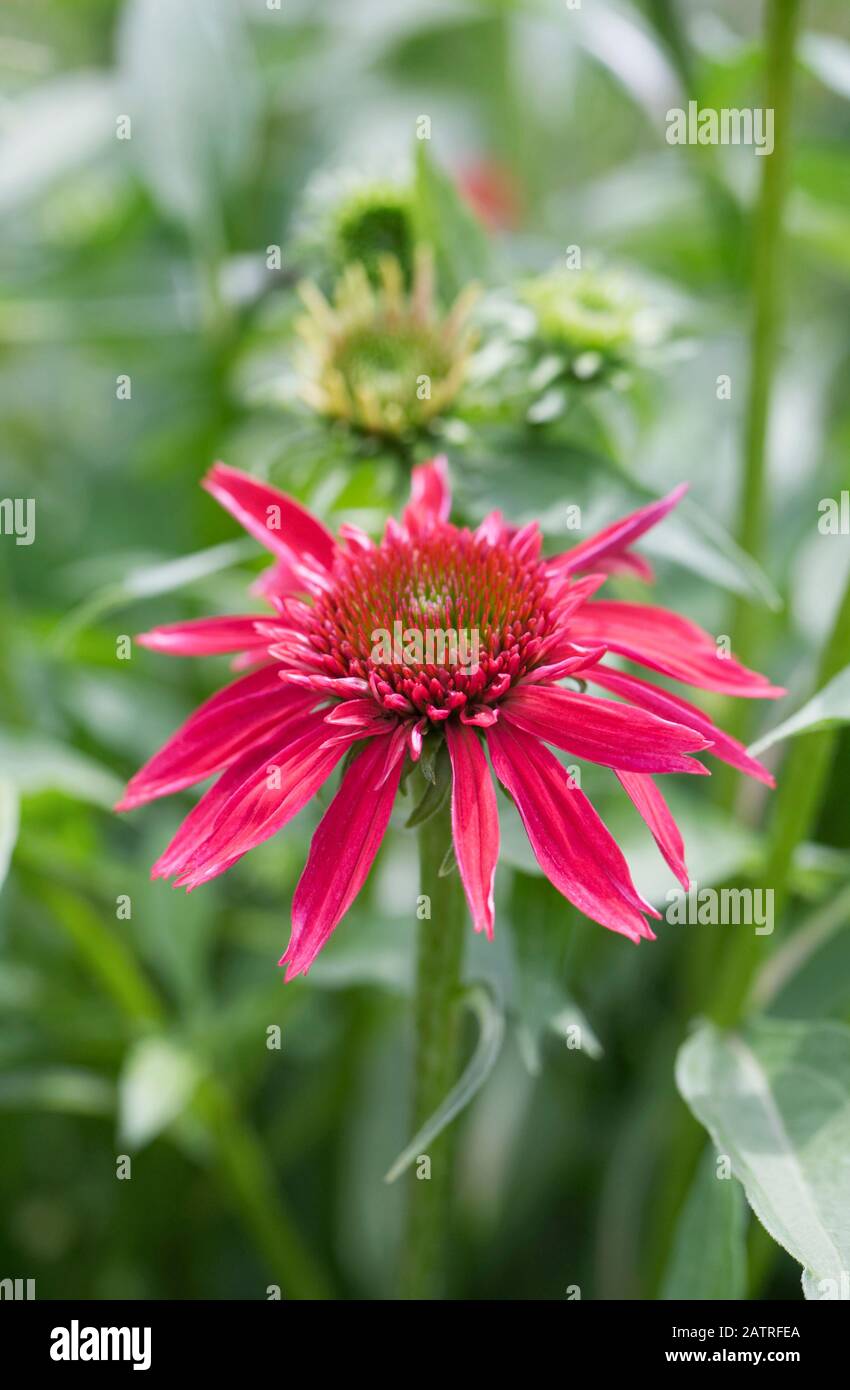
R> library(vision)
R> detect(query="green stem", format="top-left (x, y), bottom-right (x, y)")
top-left (401, 799), bottom-right (466, 1300)
top-left (651, 569), bottom-right (850, 1294)
top-left (712, 568), bottom-right (850, 1026)
top-left (726, 0), bottom-right (801, 747)
top-left (761, 573), bottom-right (850, 912)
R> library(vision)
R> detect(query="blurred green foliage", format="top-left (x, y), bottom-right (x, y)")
top-left (1, 0), bottom-right (850, 1300)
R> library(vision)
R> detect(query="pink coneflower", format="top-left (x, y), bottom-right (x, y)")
top-left (118, 458), bottom-right (782, 978)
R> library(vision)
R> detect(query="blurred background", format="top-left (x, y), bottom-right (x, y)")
top-left (1, 0), bottom-right (849, 1300)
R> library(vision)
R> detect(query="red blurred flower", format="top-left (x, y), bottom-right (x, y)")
top-left (118, 459), bottom-right (782, 978)
top-left (457, 160), bottom-right (522, 231)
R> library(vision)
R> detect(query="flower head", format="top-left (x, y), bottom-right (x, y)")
top-left (294, 166), bottom-right (418, 287)
top-left (295, 249), bottom-right (478, 440)
top-left (520, 263), bottom-right (664, 380)
top-left (119, 459), bottom-right (783, 979)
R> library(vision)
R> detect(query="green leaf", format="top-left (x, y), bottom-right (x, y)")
top-left (799, 33), bottom-right (850, 101)
top-left (676, 1019), bottom-right (850, 1299)
top-left (0, 1068), bottom-right (114, 1116)
top-left (751, 883), bottom-right (850, 1020)
top-left (661, 1146), bottom-right (747, 1300)
top-left (404, 744), bottom-right (451, 828)
top-left (0, 732), bottom-right (123, 808)
top-left (413, 141), bottom-right (493, 299)
top-left (0, 73), bottom-right (115, 216)
top-left (117, 0), bottom-right (260, 242)
top-left (119, 1037), bottom-right (200, 1149)
top-left (749, 665), bottom-right (850, 756)
top-left (648, 505), bottom-right (782, 611)
top-left (52, 538), bottom-right (253, 647)
top-left (0, 777), bottom-right (20, 893)
top-left (384, 983), bottom-right (505, 1183)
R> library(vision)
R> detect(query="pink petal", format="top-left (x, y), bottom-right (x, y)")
top-left (475, 510), bottom-right (508, 545)
top-left (402, 455), bottom-right (451, 532)
top-left (446, 721), bottom-right (499, 938)
top-left (570, 601), bottom-right (785, 698)
top-left (116, 666), bottom-right (316, 810)
top-left (588, 665), bottom-right (776, 785)
top-left (323, 698), bottom-right (386, 728)
top-left (548, 572), bottom-right (608, 623)
top-left (594, 550), bottom-right (655, 583)
top-left (521, 643), bottom-right (608, 685)
top-left (251, 554), bottom-right (318, 602)
top-left (509, 520), bottom-right (542, 563)
top-left (161, 711), bottom-right (348, 888)
top-left (487, 721), bottom-right (656, 942)
top-left (282, 736), bottom-right (406, 979)
top-left (616, 771), bottom-right (689, 888)
top-left (547, 484), bottom-right (688, 578)
top-left (502, 684), bottom-right (711, 774)
top-left (203, 462), bottom-right (336, 570)
top-left (136, 615), bottom-right (271, 657)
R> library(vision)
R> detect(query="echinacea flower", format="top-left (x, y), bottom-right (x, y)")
top-left (294, 165), bottom-right (418, 287)
top-left (520, 263), bottom-right (665, 381)
top-left (118, 458), bottom-right (783, 979)
top-left (295, 249), bottom-right (478, 440)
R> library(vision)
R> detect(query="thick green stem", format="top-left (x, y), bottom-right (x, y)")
top-left (726, 0), bottom-right (802, 752)
top-left (401, 800), bottom-right (466, 1300)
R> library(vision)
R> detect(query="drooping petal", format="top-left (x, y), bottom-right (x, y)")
top-left (446, 721), bottom-right (499, 938)
top-left (402, 454), bottom-right (451, 532)
top-left (160, 711), bottom-right (349, 888)
top-left (569, 601), bottom-right (785, 697)
top-left (282, 736), bottom-right (406, 979)
top-left (136, 615), bottom-right (272, 657)
top-left (487, 721), bottom-right (656, 941)
top-left (502, 684), bottom-right (711, 774)
top-left (547, 484), bottom-right (687, 578)
top-left (203, 462), bottom-right (336, 570)
top-left (588, 665), bottom-right (776, 786)
top-left (116, 666), bottom-right (316, 810)
top-left (616, 771), bottom-right (689, 888)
